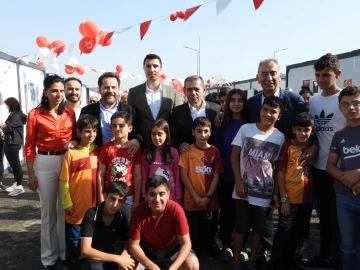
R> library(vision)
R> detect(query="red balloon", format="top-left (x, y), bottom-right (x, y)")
top-left (49, 40), bottom-right (66, 55)
top-left (177, 11), bottom-right (185, 19)
top-left (116, 65), bottom-right (123, 73)
top-left (79, 23), bottom-right (87, 36)
top-left (36, 36), bottom-right (50, 48)
top-left (79, 37), bottom-right (97, 54)
top-left (115, 71), bottom-right (120, 77)
top-left (98, 31), bottom-right (113, 46)
top-left (36, 61), bottom-right (44, 68)
top-left (75, 66), bottom-right (85, 75)
top-left (170, 13), bottom-right (178, 21)
top-left (206, 79), bottom-right (211, 84)
top-left (65, 66), bottom-right (75, 75)
top-left (160, 74), bottom-right (167, 80)
top-left (82, 21), bottom-right (99, 38)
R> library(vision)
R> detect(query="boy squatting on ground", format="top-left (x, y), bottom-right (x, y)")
top-left (230, 96), bottom-right (285, 270)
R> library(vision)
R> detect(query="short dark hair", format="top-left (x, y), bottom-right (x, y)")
top-left (339, 85), bottom-right (360, 102)
top-left (299, 88), bottom-right (313, 96)
top-left (41, 74), bottom-right (65, 114)
top-left (192, 116), bottom-right (211, 130)
top-left (64, 77), bottom-right (82, 87)
top-left (313, 53), bottom-right (340, 72)
top-left (262, 96), bottom-right (283, 112)
top-left (110, 111), bottom-right (133, 125)
top-left (184, 75), bottom-right (205, 88)
top-left (4, 97), bottom-right (21, 112)
top-left (143, 54), bottom-right (162, 66)
top-left (145, 175), bottom-right (169, 193)
top-left (77, 114), bottom-right (98, 131)
top-left (219, 87), bottom-right (232, 98)
top-left (98, 72), bottom-right (120, 88)
top-left (293, 112), bottom-right (314, 128)
top-left (105, 181), bottom-right (129, 197)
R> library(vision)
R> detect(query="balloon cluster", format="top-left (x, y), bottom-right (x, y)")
top-left (114, 65), bottom-right (123, 77)
top-left (35, 36), bottom-right (66, 67)
top-left (78, 21), bottom-right (113, 54)
top-left (169, 11), bottom-right (185, 21)
top-left (64, 57), bottom-right (85, 75)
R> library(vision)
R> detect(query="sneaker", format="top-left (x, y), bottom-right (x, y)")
top-left (300, 255), bottom-right (332, 269)
top-left (8, 187), bottom-right (25, 196)
top-left (220, 247), bottom-right (233, 262)
top-left (240, 251), bottom-right (249, 261)
top-left (232, 261), bottom-right (246, 270)
top-left (5, 183), bottom-right (16, 192)
top-left (246, 259), bottom-right (257, 270)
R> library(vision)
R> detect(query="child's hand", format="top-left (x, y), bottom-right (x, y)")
top-left (280, 202), bottom-right (291, 216)
top-left (197, 197), bottom-right (210, 208)
top-left (352, 181), bottom-right (360, 195)
top-left (65, 206), bottom-right (74, 216)
top-left (341, 170), bottom-right (360, 188)
top-left (235, 180), bottom-right (247, 198)
top-left (271, 194), bottom-right (280, 209)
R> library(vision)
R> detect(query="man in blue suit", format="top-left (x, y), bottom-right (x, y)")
top-left (247, 59), bottom-right (316, 263)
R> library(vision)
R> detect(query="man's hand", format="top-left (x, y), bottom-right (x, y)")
top-left (28, 174), bottom-right (38, 192)
top-left (114, 254), bottom-right (135, 270)
top-left (235, 180), bottom-right (247, 198)
top-left (127, 139), bottom-right (140, 155)
top-left (179, 143), bottom-right (190, 154)
top-left (131, 201), bottom-right (139, 212)
top-left (281, 201), bottom-right (291, 216)
top-left (64, 206), bottom-right (74, 216)
top-left (214, 114), bottom-right (223, 128)
top-left (197, 197), bottom-right (210, 208)
top-left (341, 170), bottom-right (360, 188)
top-left (64, 140), bottom-right (79, 150)
top-left (299, 145), bottom-right (317, 166)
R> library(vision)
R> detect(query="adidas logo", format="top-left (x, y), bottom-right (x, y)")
top-left (314, 110), bottom-right (334, 131)
top-left (340, 139), bottom-right (346, 144)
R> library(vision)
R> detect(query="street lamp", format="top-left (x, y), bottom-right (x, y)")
top-left (183, 38), bottom-right (201, 76)
top-left (274, 48), bottom-right (287, 58)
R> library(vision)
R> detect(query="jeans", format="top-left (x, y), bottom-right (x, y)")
top-left (65, 222), bottom-right (81, 270)
top-left (336, 193), bottom-right (360, 270)
top-left (4, 144), bottom-right (23, 185)
top-left (218, 183), bottom-right (235, 246)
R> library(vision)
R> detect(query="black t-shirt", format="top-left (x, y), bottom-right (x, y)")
top-left (80, 202), bottom-right (129, 254)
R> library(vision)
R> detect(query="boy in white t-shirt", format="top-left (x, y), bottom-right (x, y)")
top-left (230, 96), bottom-right (285, 270)
top-left (302, 53), bottom-right (347, 270)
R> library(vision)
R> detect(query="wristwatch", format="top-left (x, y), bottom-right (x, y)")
top-left (281, 197), bottom-right (288, 203)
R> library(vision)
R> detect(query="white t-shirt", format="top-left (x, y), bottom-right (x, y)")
top-left (231, 123), bottom-right (285, 207)
top-left (309, 92), bottom-right (347, 170)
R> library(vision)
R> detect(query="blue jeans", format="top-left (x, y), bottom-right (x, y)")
top-left (65, 222), bottom-right (81, 270)
top-left (336, 193), bottom-right (360, 270)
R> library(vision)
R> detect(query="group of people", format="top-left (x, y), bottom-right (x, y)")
top-left (1, 52), bottom-right (359, 270)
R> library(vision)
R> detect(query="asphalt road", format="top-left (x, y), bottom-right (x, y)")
top-left (0, 168), bottom-right (323, 270)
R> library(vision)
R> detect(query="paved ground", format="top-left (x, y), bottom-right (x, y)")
top-left (0, 167), bottom-right (323, 270)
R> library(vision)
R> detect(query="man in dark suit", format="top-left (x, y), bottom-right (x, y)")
top-left (171, 75), bottom-right (220, 154)
top-left (128, 54), bottom-right (182, 149)
top-left (80, 72), bottom-right (142, 153)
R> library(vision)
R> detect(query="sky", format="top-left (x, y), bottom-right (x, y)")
top-left (1, 0), bottom-right (359, 90)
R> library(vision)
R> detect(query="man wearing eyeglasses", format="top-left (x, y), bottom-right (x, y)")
top-left (89, 96), bottom-right (98, 104)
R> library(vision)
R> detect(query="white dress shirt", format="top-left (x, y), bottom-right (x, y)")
top-left (261, 88), bottom-right (280, 104)
top-left (146, 83), bottom-right (162, 120)
top-left (188, 100), bottom-right (206, 120)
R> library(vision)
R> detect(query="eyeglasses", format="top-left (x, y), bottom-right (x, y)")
top-left (339, 100), bottom-right (360, 109)
top-left (89, 100), bottom-right (97, 104)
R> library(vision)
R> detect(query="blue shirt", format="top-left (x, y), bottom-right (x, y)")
top-left (99, 100), bottom-right (118, 145)
top-left (214, 119), bottom-right (246, 184)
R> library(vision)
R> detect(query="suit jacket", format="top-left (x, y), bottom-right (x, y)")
top-left (80, 101), bottom-right (141, 146)
top-left (128, 83), bottom-right (183, 149)
top-left (247, 88), bottom-right (307, 139)
top-left (171, 101), bottom-right (221, 150)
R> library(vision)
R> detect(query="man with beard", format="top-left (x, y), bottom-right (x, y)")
top-left (65, 77), bottom-right (84, 120)
top-left (80, 72), bottom-right (142, 154)
top-left (128, 54), bottom-right (182, 149)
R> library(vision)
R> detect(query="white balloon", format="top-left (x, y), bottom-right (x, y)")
top-left (38, 47), bottom-right (51, 61)
top-left (69, 57), bottom-right (79, 66)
